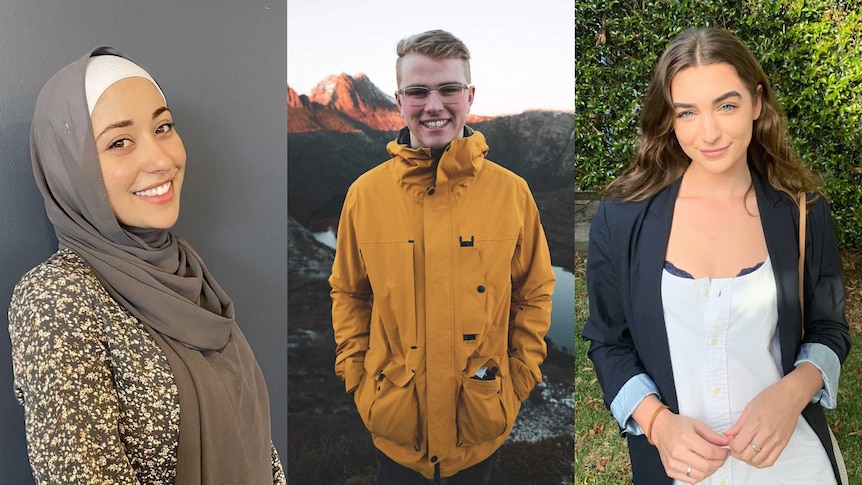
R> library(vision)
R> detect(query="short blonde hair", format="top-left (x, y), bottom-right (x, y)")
top-left (395, 29), bottom-right (471, 86)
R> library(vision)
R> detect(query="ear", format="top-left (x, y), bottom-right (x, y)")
top-left (395, 90), bottom-right (407, 119)
top-left (466, 85), bottom-right (475, 113)
top-left (753, 84), bottom-right (763, 121)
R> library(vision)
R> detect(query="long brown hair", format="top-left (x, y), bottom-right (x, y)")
top-left (605, 27), bottom-right (820, 201)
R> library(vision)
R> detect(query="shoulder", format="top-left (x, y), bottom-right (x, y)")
top-left (345, 159), bottom-right (395, 196)
top-left (8, 249), bottom-right (110, 343)
top-left (11, 249), bottom-right (103, 307)
top-left (480, 159), bottom-right (528, 186)
top-left (588, 191), bottom-right (672, 258)
top-left (807, 193), bottom-right (831, 215)
top-left (804, 193), bottom-right (837, 239)
top-left (594, 194), bottom-right (656, 228)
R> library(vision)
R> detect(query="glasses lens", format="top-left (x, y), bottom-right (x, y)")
top-left (437, 84), bottom-right (464, 100)
top-left (403, 87), bottom-right (429, 105)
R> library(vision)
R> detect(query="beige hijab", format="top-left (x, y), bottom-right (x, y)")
top-left (30, 45), bottom-right (273, 484)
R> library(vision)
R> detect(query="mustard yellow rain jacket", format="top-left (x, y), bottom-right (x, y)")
top-left (330, 127), bottom-right (555, 478)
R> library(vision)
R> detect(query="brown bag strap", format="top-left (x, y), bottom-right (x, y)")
top-left (797, 192), bottom-right (848, 483)
top-left (798, 191), bottom-right (807, 339)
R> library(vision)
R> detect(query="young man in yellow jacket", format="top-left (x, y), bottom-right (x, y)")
top-left (329, 29), bottom-right (555, 484)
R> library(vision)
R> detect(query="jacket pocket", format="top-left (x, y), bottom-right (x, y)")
top-left (456, 358), bottom-right (511, 446)
top-left (353, 368), bottom-right (375, 431)
top-left (510, 355), bottom-right (537, 402)
top-left (360, 369), bottom-right (420, 448)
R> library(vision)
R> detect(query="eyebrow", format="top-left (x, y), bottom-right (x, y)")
top-left (95, 106), bottom-right (172, 141)
top-left (672, 91), bottom-right (742, 109)
top-left (404, 82), bottom-right (464, 89)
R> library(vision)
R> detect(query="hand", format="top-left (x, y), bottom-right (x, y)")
top-left (724, 380), bottom-right (806, 468)
top-left (651, 409), bottom-right (732, 484)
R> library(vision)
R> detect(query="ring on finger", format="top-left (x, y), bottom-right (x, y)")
top-left (686, 464), bottom-right (692, 477)
top-left (749, 441), bottom-right (762, 453)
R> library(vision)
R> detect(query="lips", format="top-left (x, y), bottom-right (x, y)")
top-left (133, 180), bottom-right (171, 197)
top-left (422, 119), bottom-right (449, 129)
top-left (700, 146), bottom-right (729, 159)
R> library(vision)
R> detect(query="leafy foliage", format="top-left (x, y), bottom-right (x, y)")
top-left (576, 0), bottom-right (862, 247)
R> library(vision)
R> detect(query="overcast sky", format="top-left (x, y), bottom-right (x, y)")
top-left (287, 0), bottom-right (574, 117)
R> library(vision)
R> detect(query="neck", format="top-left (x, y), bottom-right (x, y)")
top-left (681, 163), bottom-right (752, 199)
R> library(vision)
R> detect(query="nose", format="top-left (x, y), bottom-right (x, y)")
top-left (423, 90), bottom-right (444, 111)
top-left (143, 138), bottom-right (178, 173)
top-left (701, 113), bottom-right (721, 144)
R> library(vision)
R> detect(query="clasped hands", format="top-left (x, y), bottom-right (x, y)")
top-left (650, 381), bottom-right (805, 484)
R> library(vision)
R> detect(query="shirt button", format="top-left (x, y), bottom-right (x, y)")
top-left (710, 338), bottom-right (718, 346)
top-left (701, 288), bottom-right (708, 297)
top-left (477, 285), bottom-right (486, 293)
top-left (713, 387), bottom-right (721, 395)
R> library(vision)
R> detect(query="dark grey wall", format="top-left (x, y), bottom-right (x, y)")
top-left (0, 2), bottom-right (287, 482)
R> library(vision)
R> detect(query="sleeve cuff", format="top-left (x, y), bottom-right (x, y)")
top-left (795, 342), bottom-right (841, 409)
top-left (609, 373), bottom-right (661, 435)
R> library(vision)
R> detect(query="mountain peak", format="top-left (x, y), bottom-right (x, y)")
top-left (287, 85), bottom-right (306, 108)
top-left (309, 73), bottom-right (396, 112)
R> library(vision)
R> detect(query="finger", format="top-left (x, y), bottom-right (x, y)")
top-left (730, 439), bottom-right (762, 464)
top-left (673, 462), bottom-right (699, 484)
top-left (690, 454), bottom-right (729, 477)
top-left (729, 430), bottom-right (758, 456)
top-left (694, 421), bottom-right (733, 445)
top-left (738, 436), bottom-right (768, 465)
top-left (761, 447), bottom-right (781, 468)
top-left (683, 444), bottom-right (731, 479)
top-left (692, 441), bottom-right (731, 462)
top-left (749, 438), bottom-right (782, 468)
top-left (699, 429), bottom-right (733, 447)
top-left (723, 419), bottom-right (742, 437)
top-left (746, 438), bottom-right (765, 465)
top-left (691, 422), bottom-right (733, 455)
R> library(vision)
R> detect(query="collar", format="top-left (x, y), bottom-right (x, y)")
top-left (387, 126), bottom-right (488, 198)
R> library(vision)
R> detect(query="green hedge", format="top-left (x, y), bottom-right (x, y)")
top-left (576, 0), bottom-right (862, 248)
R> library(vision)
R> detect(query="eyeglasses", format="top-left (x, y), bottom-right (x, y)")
top-left (397, 83), bottom-right (471, 106)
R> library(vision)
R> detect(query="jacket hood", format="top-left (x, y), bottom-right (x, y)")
top-left (386, 126), bottom-right (489, 198)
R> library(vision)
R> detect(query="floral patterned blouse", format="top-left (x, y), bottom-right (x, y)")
top-left (8, 249), bottom-right (285, 484)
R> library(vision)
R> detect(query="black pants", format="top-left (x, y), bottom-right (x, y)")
top-left (376, 448), bottom-right (499, 485)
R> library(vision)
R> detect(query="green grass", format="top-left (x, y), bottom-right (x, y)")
top-left (575, 251), bottom-right (862, 484)
top-left (575, 252), bottom-right (632, 484)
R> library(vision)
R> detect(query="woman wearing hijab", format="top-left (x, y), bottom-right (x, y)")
top-left (8, 46), bottom-right (284, 484)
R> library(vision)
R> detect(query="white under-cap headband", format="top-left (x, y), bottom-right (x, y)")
top-left (85, 55), bottom-right (166, 115)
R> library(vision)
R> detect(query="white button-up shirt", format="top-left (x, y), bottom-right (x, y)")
top-left (660, 257), bottom-right (834, 484)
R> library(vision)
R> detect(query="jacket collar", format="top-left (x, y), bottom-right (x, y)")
top-left (751, 170), bottom-right (803, 372)
top-left (386, 126), bottom-right (488, 198)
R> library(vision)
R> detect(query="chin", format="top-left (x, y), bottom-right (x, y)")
top-left (423, 134), bottom-right (458, 150)
top-left (120, 212), bottom-right (180, 230)
top-left (152, 214), bottom-right (180, 230)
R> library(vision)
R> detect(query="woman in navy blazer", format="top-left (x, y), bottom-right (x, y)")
top-left (583, 28), bottom-right (850, 484)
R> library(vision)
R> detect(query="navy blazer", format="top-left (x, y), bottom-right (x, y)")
top-left (583, 172), bottom-right (851, 484)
